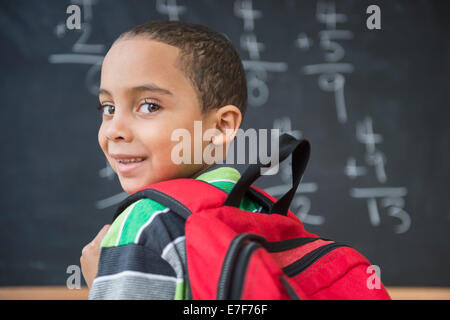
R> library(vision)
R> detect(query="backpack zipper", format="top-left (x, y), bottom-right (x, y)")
top-left (217, 234), bottom-right (350, 299)
top-left (282, 242), bottom-right (350, 277)
top-left (217, 234), bottom-right (263, 300)
top-left (228, 241), bottom-right (261, 299)
top-left (217, 234), bottom-right (323, 299)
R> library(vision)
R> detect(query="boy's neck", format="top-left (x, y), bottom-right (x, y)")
top-left (190, 163), bottom-right (216, 179)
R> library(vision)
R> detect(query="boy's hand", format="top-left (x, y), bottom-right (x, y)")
top-left (80, 224), bottom-right (110, 288)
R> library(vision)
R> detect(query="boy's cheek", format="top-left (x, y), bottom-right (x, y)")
top-left (107, 157), bottom-right (117, 173)
top-left (98, 126), bottom-right (113, 164)
top-left (98, 126), bottom-right (108, 154)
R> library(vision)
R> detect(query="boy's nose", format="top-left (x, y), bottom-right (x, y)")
top-left (106, 113), bottom-right (133, 142)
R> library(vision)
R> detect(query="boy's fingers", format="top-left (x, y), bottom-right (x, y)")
top-left (92, 224), bottom-right (110, 245)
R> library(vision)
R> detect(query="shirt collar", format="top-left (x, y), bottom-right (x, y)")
top-left (195, 164), bottom-right (241, 184)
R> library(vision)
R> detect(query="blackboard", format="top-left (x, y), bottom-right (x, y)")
top-left (1, 0), bottom-right (449, 287)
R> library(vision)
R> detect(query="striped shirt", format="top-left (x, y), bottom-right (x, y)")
top-left (89, 165), bottom-right (263, 300)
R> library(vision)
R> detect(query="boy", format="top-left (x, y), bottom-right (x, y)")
top-left (81, 20), bottom-right (263, 299)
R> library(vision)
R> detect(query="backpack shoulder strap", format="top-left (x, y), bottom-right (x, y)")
top-left (112, 178), bottom-right (228, 223)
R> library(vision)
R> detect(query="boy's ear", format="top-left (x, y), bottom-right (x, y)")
top-left (211, 105), bottom-right (242, 146)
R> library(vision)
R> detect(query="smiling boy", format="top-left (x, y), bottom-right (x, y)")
top-left (81, 20), bottom-right (263, 299)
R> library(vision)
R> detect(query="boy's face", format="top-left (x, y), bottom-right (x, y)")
top-left (98, 36), bottom-right (214, 194)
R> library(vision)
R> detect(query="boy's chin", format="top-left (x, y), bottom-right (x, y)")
top-left (119, 177), bottom-right (149, 195)
top-left (117, 166), bottom-right (192, 194)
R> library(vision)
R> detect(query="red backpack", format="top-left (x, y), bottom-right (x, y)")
top-left (113, 133), bottom-right (391, 300)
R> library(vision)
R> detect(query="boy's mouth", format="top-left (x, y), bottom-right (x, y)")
top-left (116, 157), bottom-right (146, 164)
top-left (110, 154), bottom-right (147, 175)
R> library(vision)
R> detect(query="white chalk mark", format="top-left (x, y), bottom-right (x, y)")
top-left (318, 29), bottom-right (354, 40)
top-left (243, 60), bottom-right (288, 72)
top-left (234, 0), bottom-right (262, 32)
top-left (240, 34), bottom-right (265, 60)
top-left (387, 206), bottom-right (411, 234)
top-left (292, 196), bottom-right (325, 226)
top-left (156, 0), bottom-right (186, 21)
top-left (279, 158), bottom-right (293, 185)
top-left (335, 81), bottom-right (348, 123)
top-left (366, 151), bottom-right (387, 183)
top-left (54, 23), bottom-right (66, 38)
top-left (345, 157), bottom-right (367, 179)
top-left (99, 160), bottom-right (115, 180)
top-left (318, 71), bottom-right (345, 91)
top-left (321, 38), bottom-right (345, 63)
top-left (302, 63), bottom-right (354, 75)
top-left (356, 117), bottom-right (383, 154)
top-left (367, 198), bottom-right (381, 226)
top-left (351, 189), bottom-right (410, 232)
top-left (72, 23), bottom-right (105, 54)
top-left (350, 187), bottom-right (408, 198)
top-left (264, 183), bottom-right (318, 197)
top-left (317, 73), bottom-right (348, 123)
top-left (352, 192), bottom-right (411, 232)
top-left (316, 0), bottom-right (347, 29)
top-left (380, 197), bottom-right (404, 208)
top-left (294, 32), bottom-right (313, 50)
top-left (247, 74), bottom-right (269, 107)
top-left (318, 30), bottom-right (353, 63)
top-left (48, 54), bottom-right (104, 65)
top-left (273, 117), bottom-right (302, 140)
top-left (96, 192), bottom-right (129, 210)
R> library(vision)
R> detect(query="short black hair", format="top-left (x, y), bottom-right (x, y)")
top-left (117, 20), bottom-right (248, 117)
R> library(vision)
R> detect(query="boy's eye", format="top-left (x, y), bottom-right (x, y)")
top-left (102, 105), bottom-right (115, 115)
top-left (97, 103), bottom-right (115, 115)
top-left (139, 102), bottom-right (161, 114)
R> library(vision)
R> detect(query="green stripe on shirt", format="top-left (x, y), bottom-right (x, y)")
top-left (117, 199), bottom-right (167, 246)
top-left (195, 166), bottom-right (241, 184)
top-left (101, 201), bottom-right (137, 248)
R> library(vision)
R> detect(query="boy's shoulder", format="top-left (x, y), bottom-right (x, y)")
top-left (100, 197), bottom-right (169, 248)
top-left (101, 165), bottom-right (260, 249)
top-left (195, 165), bottom-right (241, 193)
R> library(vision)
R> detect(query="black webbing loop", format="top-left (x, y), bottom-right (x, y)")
top-left (223, 133), bottom-right (310, 215)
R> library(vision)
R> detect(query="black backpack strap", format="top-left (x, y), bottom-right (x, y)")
top-left (111, 178), bottom-right (230, 223)
top-left (223, 133), bottom-right (310, 215)
top-left (111, 188), bottom-right (193, 223)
